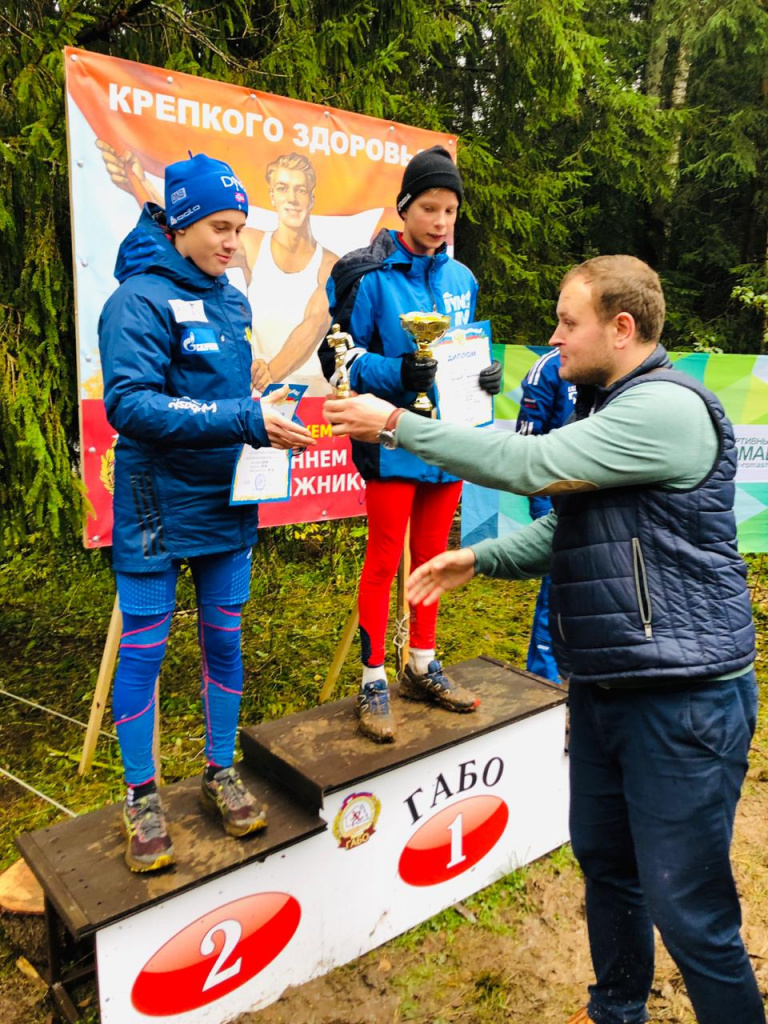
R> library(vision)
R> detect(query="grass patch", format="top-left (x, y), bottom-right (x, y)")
top-left (0, 538), bottom-right (764, 1022)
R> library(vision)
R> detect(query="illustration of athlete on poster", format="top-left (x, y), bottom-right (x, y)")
top-left (96, 144), bottom-right (337, 397)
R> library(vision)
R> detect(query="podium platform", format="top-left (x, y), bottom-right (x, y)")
top-left (241, 656), bottom-right (564, 808)
top-left (18, 657), bottom-right (569, 1024)
top-left (17, 765), bottom-right (324, 941)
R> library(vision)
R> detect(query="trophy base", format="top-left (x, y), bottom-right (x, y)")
top-left (410, 395), bottom-right (435, 418)
top-left (410, 406), bottom-right (436, 419)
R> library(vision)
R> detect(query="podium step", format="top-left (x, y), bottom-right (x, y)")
top-left (15, 657), bottom-right (568, 1024)
top-left (241, 657), bottom-right (565, 810)
top-left (17, 762), bottom-right (324, 941)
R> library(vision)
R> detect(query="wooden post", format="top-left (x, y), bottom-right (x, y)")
top-left (395, 523), bottom-right (411, 679)
top-left (319, 597), bottom-right (359, 703)
top-left (78, 594), bottom-right (122, 775)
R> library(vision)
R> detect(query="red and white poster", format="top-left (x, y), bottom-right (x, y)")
top-left (64, 47), bottom-right (456, 546)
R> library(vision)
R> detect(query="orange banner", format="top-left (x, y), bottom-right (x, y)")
top-left (65, 47), bottom-right (454, 218)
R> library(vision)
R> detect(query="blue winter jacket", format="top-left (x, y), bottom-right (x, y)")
top-left (516, 350), bottom-right (576, 519)
top-left (322, 229), bottom-right (478, 482)
top-left (98, 205), bottom-right (270, 572)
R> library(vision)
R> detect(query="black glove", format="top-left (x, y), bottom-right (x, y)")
top-left (478, 359), bottom-right (503, 395)
top-left (401, 351), bottom-right (438, 392)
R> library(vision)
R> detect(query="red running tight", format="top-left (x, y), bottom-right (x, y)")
top-left (359, 478), bottom-right (462, 667)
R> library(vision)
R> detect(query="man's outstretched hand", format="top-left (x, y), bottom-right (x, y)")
top-left (323, 394), bottom-right (396, 442)
top-left (407, 548), bottom-right (477, 607)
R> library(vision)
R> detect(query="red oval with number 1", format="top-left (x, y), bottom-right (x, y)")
top-left (131, 892), bottom-right (301, 1015)
top-left (398, 795), bottom-right (509, 887)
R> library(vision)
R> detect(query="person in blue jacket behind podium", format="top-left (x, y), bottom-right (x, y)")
top-left (516, 349), bottom-right (576, 682)
top-left (98, 153), bottom-right (314, 872)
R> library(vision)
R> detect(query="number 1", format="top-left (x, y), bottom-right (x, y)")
top-left (446, 812), bottom-right (466, 869)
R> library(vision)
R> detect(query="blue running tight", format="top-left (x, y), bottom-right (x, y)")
top-left (113, 549), bottom-right (252, 785)
top-left (114, 604), bottom-right (244, 784)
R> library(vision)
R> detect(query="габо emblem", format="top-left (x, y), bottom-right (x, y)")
top-left (332, 792), bottom-right (381, 850)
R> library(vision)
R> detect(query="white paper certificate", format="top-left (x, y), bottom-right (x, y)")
top-left (230, 384), bottom-right (306, 504)
top-left (432, 321), bottom-right (494, 428)
top-left (231, 445), bottom-right (291, 504)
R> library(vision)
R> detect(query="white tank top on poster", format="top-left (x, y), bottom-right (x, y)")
top-left (248, 232), bottom-right (325, 382)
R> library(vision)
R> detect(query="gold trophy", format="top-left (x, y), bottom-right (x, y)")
top-left (400, 311), bottom-right (451, 417)
top-left (325, 323), bottom-right (354, 397)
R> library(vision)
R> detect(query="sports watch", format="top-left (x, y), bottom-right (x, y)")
top-left (377, 408), bottom-right (405, 450)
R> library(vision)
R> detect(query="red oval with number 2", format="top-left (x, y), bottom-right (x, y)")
top-left (398, 795), bottom-right (509, 887)
top-left (131, 892), bottom-right (301, 1015)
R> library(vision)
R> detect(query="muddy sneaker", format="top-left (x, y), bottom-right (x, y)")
top-left (400, 660), bottom-right (480, 713)
top-left (357, 680), bottom-right (396, 743)
top-left (200, 766), bottom-right (268, 838)
top-left (122, 792), bottom-right (175, 873)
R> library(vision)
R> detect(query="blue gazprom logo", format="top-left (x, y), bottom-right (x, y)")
top-left (182, 329), bottom-right (220, 354)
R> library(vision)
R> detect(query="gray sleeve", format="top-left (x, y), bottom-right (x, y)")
top-left (471, 511), bottom-right (556, 579)
top-left (397, 381), bottom-right (718, 495)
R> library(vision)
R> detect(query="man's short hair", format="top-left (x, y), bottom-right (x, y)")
top-left (265, 152), bottom-right (316, 192)
top-left (562, 255), bottom-right (665, 344)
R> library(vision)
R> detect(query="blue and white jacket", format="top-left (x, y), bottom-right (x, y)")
top-left (98, 204), bottom-right (270, 572)
top-left (322, 229), bottom-right (478, 482)
top-left (516, 350), bottom-right (576, 519)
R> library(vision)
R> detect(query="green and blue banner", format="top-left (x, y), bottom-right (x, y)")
top-left (461, 347), bottom-right (768, 553)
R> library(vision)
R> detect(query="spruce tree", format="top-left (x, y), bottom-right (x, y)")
top-left (1, 0), bottom-right (766, 552)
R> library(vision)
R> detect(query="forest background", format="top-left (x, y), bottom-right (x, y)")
top-left (1, 5), bottom-right (768, 1020)
top-left (1, 0), bottom-right (768, 551)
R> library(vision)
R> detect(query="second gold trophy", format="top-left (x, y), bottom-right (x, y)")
top-left (399, 311), bottom-right (450, 417)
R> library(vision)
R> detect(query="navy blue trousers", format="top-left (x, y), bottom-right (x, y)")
top-left (569, 672), bottom-right (764, 1024)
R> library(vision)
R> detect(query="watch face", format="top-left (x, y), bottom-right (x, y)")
top-left (379, 428), bottom-right (397, 450)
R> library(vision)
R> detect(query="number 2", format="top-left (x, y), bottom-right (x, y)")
top-left (200, 919), bottom-right (243, 992)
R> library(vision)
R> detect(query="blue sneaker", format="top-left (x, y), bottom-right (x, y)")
top-left (400, 660), bottom-right (480, 712)
top-left (357, 680), bottom-right (396, 743)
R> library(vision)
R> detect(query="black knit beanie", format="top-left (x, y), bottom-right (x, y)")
top-left (396, 145), bottom-right (463, 215)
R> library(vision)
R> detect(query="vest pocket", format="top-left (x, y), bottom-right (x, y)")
top-left (631, 537), bottom-right (653, 639)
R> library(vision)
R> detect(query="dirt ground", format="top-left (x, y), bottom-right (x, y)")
top-left (5, 751), bottom-right (766, 1024)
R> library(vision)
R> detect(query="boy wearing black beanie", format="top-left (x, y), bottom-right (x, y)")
top-left (395, 144), bottom-right (464, 214)
top-left (321, 146), bottom-right (501, 743)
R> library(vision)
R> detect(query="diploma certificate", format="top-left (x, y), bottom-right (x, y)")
top-left (433, 321), bottom-right (494, 429)
top-left (230, 384), bottom-right (307, 504)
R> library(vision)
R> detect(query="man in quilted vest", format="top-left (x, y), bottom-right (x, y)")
top-left (324, 255), bottom-right (762, 1024)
